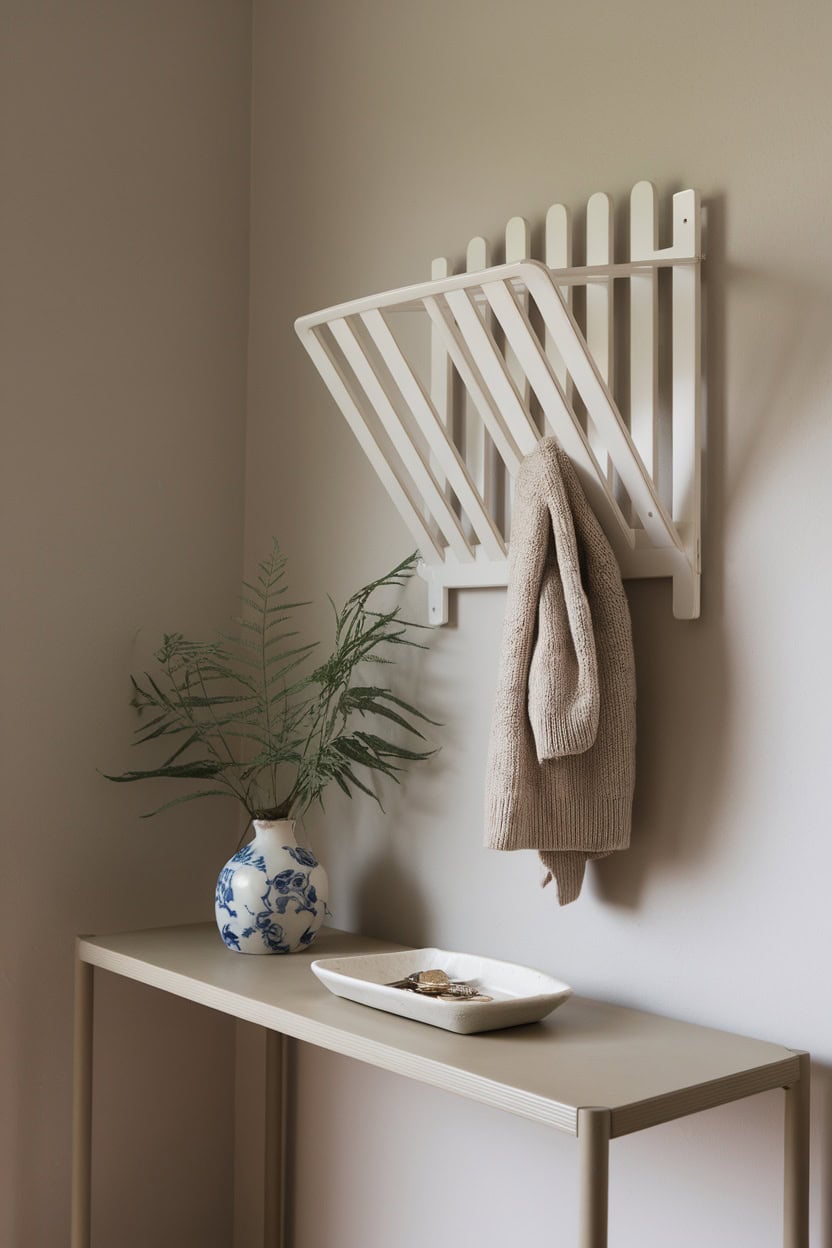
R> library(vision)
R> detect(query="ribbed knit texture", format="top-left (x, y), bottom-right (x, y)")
top-left (484, 438), bottom-right (636, 905)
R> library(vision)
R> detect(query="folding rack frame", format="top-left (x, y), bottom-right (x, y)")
top-left (295, 181), bottom-right (703, 622)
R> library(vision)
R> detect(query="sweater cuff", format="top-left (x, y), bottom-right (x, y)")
top-left (531, 697), bottom-right (599, 760)
top-left (485, 792), bottom-right (632, 854)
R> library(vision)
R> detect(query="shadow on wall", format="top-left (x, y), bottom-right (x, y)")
top-left (354, 848), bottom-right (431, 950)
top-left (593, 189), bottom-right (832, 915)
top-left (724, 267), bottom-right (832, 520)
top-left (594, 192), bottom-right (730, 910)
top-left (320, 576), bottom-right (448, 950)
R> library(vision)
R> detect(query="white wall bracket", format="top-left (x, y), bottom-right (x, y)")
top-left (295, 181), bottom-right (703, 622)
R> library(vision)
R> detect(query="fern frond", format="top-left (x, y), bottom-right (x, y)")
top-left (104, 545), bottom-right (436, 822)
top-left (140, 789), bottom-right (238, 819)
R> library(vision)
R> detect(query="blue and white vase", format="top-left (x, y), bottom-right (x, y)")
top-left (214, 819), bottom-right (329, 955)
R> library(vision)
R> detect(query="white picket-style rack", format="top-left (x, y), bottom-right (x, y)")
top-left (295, 181), bottom-right (703, 622)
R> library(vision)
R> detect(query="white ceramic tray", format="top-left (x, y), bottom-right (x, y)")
top-left (311, 947), bottom-right (572, 1035)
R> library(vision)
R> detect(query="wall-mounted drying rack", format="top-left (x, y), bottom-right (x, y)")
top-left (295, 180), bottom-right (703, 623)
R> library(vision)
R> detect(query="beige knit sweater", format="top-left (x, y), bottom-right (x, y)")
top-left (484, 438), bottom-right (636, 905)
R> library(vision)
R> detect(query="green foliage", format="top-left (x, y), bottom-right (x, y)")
top-left (103, 544), bottom-right (437, 821)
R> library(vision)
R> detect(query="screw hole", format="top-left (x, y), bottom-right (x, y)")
top-left (648, 511), bottom-right (654, 518)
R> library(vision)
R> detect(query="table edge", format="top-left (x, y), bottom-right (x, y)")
top-left (78, 931), bottom-right (805, 1141)
top-left (77, 936), bottom-right (578, 1135)
top-left (609, 1054), bottom-right (802, 1137)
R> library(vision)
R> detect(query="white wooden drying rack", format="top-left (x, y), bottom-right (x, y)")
top-left (295, 181), bottom-right (703, 622)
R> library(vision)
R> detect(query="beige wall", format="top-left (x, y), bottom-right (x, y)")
top-left (4, 2), bottom-right (832, 1244)
top-left (0, 3), bottom-right (251, 1246)
top-left (246, 2), bottom-right (832, 1246)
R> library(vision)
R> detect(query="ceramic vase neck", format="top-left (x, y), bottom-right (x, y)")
top-left (252, 819), bottom-right (297, 849)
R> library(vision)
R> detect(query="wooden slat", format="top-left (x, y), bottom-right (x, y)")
top-left (329, 316), bottom-right (474, 562)
top-left (443, 286), bottom-right (540, 458)
top-left (360, 308), bottom-right (506, 560)
top-left (545, 203), bottom-right (572, 412)
top-left (295, 259), bottom-right (697, 331)
top-left (630, 181), bottom-right (659, 487)
top-left (301, 330), bottom-right (444, 561)
top-left (423, 296), bottom-right (523, 475)
top-left (429, 256), bottom-right (453, 528)
top-left (466, 238), bottom-right (488, 271)
top-left (430, 256), bottom-right (453, 424)
top-left (546, 257), bottom-right (698, 282)
top-left (505, 216), bottom-right (531, 411)
top-left (466, 238), bottom-right (491, 536)
top-left (585, 192), bottom-right (613, 480)
top-left (419, 558), bottom-right (510, 592)
top-left (670, 190), bottom-right (701, 532)
top-left (503, 218), bottom-right (531, 537)
top-left (483, 279), bottom-right (633, 546)
top-left (520, 264), bottom-right (681, 551)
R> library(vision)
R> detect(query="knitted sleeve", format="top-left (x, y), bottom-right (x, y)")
top-left (526, 446), bottom-right (600, 761)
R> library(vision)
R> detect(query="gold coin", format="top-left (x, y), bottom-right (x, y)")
top-left (417, 969), bottom-right (450, 987)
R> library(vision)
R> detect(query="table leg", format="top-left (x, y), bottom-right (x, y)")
top-left (264, 1031), bottom-right (289, 1248)
top-left (577, 1107), bottom-right (610, 1248)
top-left (71, 954), bottom-right (94, 1248)
top-left (784, 1053), bottom-right (810, 1248)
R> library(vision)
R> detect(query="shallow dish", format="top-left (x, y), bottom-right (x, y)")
top-left (311, 947), bottom-right (572, 1034)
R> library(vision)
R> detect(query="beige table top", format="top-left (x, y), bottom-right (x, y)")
top-left (79, 924), bottom-right (800, 1138)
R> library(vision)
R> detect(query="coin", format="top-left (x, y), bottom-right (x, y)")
top-left (440, 983), bottom-right (479, 998)
top-left (385, 969), bottom-right (491, 1002)
top-left (438, 992), bottom-right (493, 1003)
top-left (416, 969), bottom-right (450, 988)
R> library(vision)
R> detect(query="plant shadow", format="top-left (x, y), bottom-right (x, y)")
top-left (353, 843), bottom-right (432, 949)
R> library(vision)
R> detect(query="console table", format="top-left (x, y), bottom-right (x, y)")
top-left (71, 924), bottom-right (809, 1248)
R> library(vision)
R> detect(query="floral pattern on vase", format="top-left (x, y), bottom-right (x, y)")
top-left (214, 820), bottom-right (329, 955)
